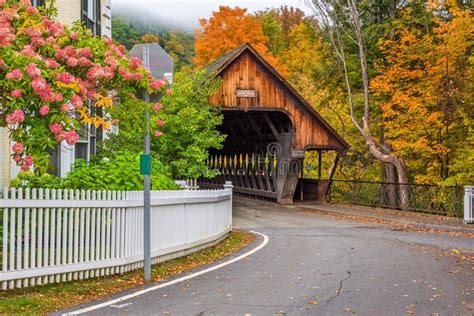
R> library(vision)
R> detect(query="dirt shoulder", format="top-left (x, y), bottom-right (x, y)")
top-left (296, 202), bottom-right (473, 238)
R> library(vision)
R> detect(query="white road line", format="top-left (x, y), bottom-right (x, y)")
top-left (63, 230), bottom-right (269, 315)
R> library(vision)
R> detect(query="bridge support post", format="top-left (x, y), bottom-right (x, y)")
top-left (275, 134), bottom-right (301, 204)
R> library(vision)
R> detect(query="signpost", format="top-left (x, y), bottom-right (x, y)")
top-left (129, 43), bottom-right (173, 282)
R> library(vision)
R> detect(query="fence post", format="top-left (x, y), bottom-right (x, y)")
top-left (464, 186), bottom-right (473, 224)
top-left (224, 181), bottom-right (233, 229)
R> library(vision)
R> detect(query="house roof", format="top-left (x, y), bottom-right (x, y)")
top-left (204, 43), bottom-right (350, 151)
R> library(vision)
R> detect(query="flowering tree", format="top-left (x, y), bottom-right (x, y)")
top-left (0, 0), bottom-right (167, 173)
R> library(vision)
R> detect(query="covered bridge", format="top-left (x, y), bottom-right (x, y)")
top-left (199, 44), bottom-right (349, 204)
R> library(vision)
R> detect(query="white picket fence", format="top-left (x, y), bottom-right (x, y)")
top-left (0, 184), bottom-right (233, 290)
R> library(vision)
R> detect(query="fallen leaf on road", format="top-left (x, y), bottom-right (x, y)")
top-left (308, 301), bottom-right (318, 305)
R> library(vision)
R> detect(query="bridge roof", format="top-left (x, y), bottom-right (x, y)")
top-left (204, 43), bottom-right (350, 152)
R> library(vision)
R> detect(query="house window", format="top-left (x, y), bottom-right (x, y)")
top-left (31, 0), bottom-right (45, 7)
top-left (81, 0), bottom-right (101, 37)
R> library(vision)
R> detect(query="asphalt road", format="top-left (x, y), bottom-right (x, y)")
top-left (61, 200), bottom-right (474, 315)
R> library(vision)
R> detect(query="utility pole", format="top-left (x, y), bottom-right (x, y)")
top-left (142, 46), bottom-right (151, 282)
top-left (129, 42), bottom-right (173, 282)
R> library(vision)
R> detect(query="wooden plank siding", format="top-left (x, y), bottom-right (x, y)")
top-left (209, 50), bottom-right (348, 152)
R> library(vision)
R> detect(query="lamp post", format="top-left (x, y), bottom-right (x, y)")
top-left (129, 43), bottom-right (173, 282)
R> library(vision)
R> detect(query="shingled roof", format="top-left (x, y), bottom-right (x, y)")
top-left (203, 44), bottom-right (248, 74)
top-left (203, 43), bottom-right (350, 151)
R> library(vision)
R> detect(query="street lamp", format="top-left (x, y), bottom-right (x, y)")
top-left (129, 43), bottom-right (173, 281)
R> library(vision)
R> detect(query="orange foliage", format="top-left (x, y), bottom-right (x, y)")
top-left (372, 2), bottom-right (473, 182)
top-left (194, 6), bottom-right (285, 73)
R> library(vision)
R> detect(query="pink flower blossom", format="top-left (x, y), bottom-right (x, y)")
top-left (54, 132), bottom-right (65, 143)
top-left (155, 119), bottom-right (165, 127)
top-left (44, 58), bottom-right (60, 69)
top-left (24, 155), bottom-right (33, 166)
top-left (77, 47), bottom-right (92, 58)
top-left (55, 45), bottom-right (75, 60)
top-left (31, 77), bottom-right (55, 102)
top-left (6, 69), bottom-right (23, 80)
top-left (64, 130), bottom-right (79, 145)
top-left (45, 36), bottom-right (56, 45)
top-left (39, 89), bottom-right (54, 102)
top-left (20, 0), bottom-right (30, 7)
top-left (86, 90), bottom-right (97, 99)
top-left (26, 27), bottom-right (41, 37)
top-left (0, 0), bottom-right (7, 6)
top-left (57, 72), bottom-right (75, 84)
top-left (78, 57), bottom-right (92, 67)
top-left (118, 67), bottom-right (127, 76)
top-left (39, 105), bottom-right (50, 116)
top-left (152, 103), bottom-right (162, 111)
top-left (105, 56), bottom-right (118, 68)
top-left (13, 155), bottom-right (22, 164)
top-left (54, 93), bottom-right (63, 102)
top-left (49, 21), bottom-right (64, 37)
top-left (70, 95), bottom-right (83, 108)
top-left (12, 143), bottom-right (24, 154)
top-left (31, 36), bottom-right (45, 47)
top-left (26, 63), bottom-right (41, 77)
top-left (166, 89), bottom-right (172, 95)
top-left (104, 67), bottom-right (115, 79)
top-left (66, 57), bottom-right (78, 67)
top-left (86, 66), bottom-right (105, 81)
top-left (31, 77), bottom-right (47, 91)
top-left (20, 45), bottom-right (38, 58)
top-left (60, 104), bottom-right (70, 113)
top-left (70, 32), bottom-right (79, 40)
top-left (5, 114), bottom-right (12, 124)
top-left (133, 73), bottom-right (143, 81)
top-left (151, 79), bottom-right (165, 90)
top-left (11, 89), bottom-right (22, 98)
top-left (123, 72), bottom-right (134, 81)
top-left (21, 155), bottom-right (33, 170)
top-left (129, 57), bottom-right (142, 69)
top-left (49, 122), bottom-right (63, 135)
top-left (26, 5), bottom-right (38, 14)
top-left (7, 109), bottom-right (25, 123)
top-left (154, 130), bottom-right (162, 137)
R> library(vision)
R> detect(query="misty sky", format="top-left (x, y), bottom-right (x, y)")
top-left (113, 0), bottom-right (314, 31)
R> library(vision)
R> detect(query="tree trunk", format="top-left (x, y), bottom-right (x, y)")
top-left (380, 126), bottom-right (398, 207)
top-left (346, 0), bottom-right (409, 209)
top-left (308, 0), bottom-right (410, 209)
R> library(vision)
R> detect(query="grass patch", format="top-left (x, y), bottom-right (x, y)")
top-left (0, 230), bottom-right (254, 315)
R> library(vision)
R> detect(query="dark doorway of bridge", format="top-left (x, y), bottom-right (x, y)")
top-left (199, 109), bottom-right (338, 204)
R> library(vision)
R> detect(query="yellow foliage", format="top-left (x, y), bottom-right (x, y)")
top-left (372, 2), bottom-right (473, 183)
top-left (77, 95), bottom-right (114, 129)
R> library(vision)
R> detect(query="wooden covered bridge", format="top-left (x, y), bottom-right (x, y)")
top-left (199, 44), bottom-right (349, 204)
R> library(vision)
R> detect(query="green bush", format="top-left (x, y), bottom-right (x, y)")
top-left (11, 151), bottom-right (179, 191)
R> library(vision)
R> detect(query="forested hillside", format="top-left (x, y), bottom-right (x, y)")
top-left (113, 1), bottom-right (473, 186)
top-left (112, 15), bottom-right (194, 70)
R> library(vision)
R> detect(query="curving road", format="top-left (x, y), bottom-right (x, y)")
top-left (60, 199), bottom-right (474, 315)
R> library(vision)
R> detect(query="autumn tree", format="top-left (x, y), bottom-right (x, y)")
top-left (372, 1), bottom-right (474, 184)
top-left (139, 33), bottom-right (160, 43)
top-left (194, 6), bottom-right (281, 70)
top-left (255, 6), bottom-right (308, 57)
top-left (307, 0), bottom-right (413, 207)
